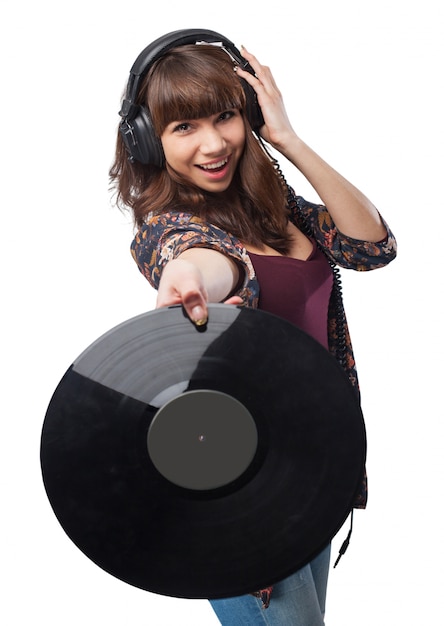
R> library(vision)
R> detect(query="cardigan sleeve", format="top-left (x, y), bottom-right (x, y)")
top-left (130, 211), bottom-right (259, 304)
top-left (293, 195), bottom-right (397, 271)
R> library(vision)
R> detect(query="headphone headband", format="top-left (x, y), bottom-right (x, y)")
top-left (131, 29), bottom-right (247, 77)
top-left (118, 28), bottom-right (264, 166)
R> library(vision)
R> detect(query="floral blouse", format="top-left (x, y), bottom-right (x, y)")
top-left (130, 194), bottom-right (397, 509)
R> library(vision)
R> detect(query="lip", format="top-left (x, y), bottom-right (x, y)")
top-left (195, 155), bottom-right (232, 179)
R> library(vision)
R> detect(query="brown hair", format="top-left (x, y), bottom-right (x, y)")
top-left (109, 45), bottom-right (292, 252)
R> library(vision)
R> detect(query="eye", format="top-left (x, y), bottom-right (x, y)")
top-left (172, 121), bottom-right (192, 133)
top-left (218, 110), bottom-right (237, 122)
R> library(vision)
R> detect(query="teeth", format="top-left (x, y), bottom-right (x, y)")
top-left (200, 159), bottom-right (228, 170)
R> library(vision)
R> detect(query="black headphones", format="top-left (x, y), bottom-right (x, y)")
top-left (118, 28), bottom-right (265, 167)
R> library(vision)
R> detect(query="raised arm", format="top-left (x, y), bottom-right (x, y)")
top-left (237, 47), bottom-right (388, 243)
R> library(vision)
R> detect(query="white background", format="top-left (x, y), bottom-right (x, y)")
top-left (1, 1), bottom-right (443, 624)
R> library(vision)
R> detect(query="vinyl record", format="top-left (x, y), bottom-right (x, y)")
top-left (40, 304), bottom-right (366, 599)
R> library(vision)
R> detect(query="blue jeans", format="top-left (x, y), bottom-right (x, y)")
top-left (209, 544), bottom-right (331, 626)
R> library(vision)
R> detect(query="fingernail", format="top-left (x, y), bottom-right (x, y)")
top-left (191, 306), bottom-right (207, 326)
top-left (194, 317), bottom-right (207, 327)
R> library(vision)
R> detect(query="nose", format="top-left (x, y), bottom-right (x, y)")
top-left (199, 125), bottom-right (226, 156)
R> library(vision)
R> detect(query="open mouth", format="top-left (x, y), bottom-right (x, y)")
top-left (197, 157), bottom-right (229, 173)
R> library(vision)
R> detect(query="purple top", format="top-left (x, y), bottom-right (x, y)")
top-left (249, 241), bottom-right (333, 350)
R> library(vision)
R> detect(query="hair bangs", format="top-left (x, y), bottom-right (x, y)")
top-left (145, 45), bottom-right (246, 135)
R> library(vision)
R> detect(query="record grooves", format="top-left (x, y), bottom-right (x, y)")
top-left (40, 304), bottom-right (366, 599)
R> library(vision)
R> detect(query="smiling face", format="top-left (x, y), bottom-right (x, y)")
top-left (144, 44), bottom-right (249, 192)
top-left (161, 109), bottom-right (246, 193)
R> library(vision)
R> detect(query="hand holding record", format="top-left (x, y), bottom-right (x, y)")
top-left (155, 252), bottom-right (244, 327)
top-left (40, 304), bottom-right (365, 599)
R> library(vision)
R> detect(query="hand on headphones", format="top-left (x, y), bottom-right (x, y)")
top-left (236, 47), bottom-right (298, 156)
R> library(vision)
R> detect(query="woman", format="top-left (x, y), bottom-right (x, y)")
top-left (110, 32), bottom-right (396, 626)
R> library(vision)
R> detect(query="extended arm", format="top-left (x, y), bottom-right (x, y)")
top-left (156, 248), bottom-right (242, 325)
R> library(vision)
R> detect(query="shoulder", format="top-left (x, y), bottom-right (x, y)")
top-left (132, 211), bottom-right (246, 261)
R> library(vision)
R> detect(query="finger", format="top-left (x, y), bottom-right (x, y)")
top-left (240, 47), bottom-right (270, 81)
top-left (156, 283), bottom-right (208, 326)
top-left (182, 289), bottom-right (209, 326)
top-left (223, 296), bottom-right (243, 306)
top-left (241, 46), bottom-right (279, 90)
top-left (240, 45), bottom-right (258, 68)
top-left (237, 47), bottom-right (261, 82)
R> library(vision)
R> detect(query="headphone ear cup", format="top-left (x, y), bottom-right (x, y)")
top-left (239, 78), bottom-right (265, 131)
top-left (119, 106), bottom-right (165, 167)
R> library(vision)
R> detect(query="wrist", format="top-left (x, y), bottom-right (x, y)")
top-left (270, 132), bottom-right (305, 163)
